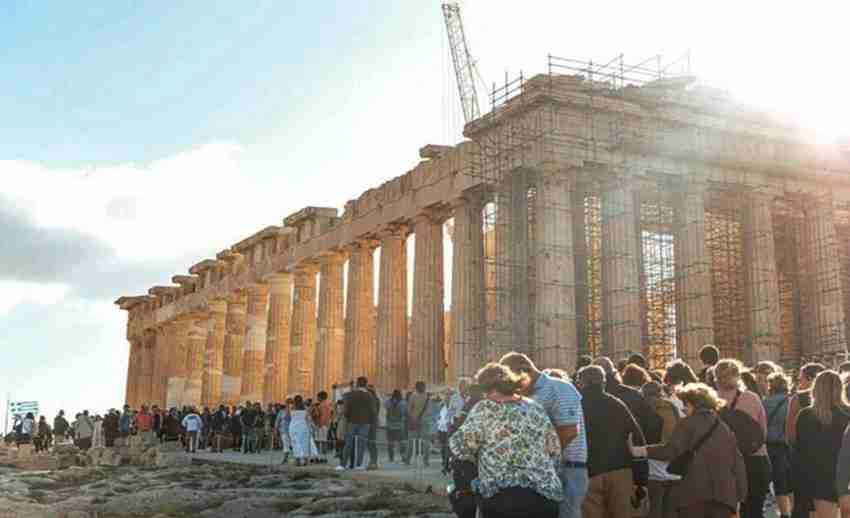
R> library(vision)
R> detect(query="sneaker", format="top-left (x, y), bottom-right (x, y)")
top-left (335, 465), bottom-right (347, 471)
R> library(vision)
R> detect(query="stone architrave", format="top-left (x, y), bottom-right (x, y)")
top-left (377, 226), bottom-right (409, 392)
top-left (264, 273), bottom-right (293, 403)
top-left (184, 317), bottom-right (208, 408)
top-left (600, 181), bottom-right (642, 361)
top-left (289, 265), bottom-right (318, 395)
top-left (201, 299), bottom-right (227, 407)
top-left (240, 284), bottom-right (270, 403)
top-left (344, 241), bottom-right (377, 382)
top-left (222, 291), bottom-right (247, 406)
top-left (742, 192), bottom-right (781, 363)
top-left (450, 194), bottom-right (486, 379)
top-left (411, 213), bottom-right (445, 385)
top-left (315, 253), bottom-right (346, 394)
top-left (673, 179), bottom-right (715, 365)
top-left (165, 319), bottom-right (191, 409)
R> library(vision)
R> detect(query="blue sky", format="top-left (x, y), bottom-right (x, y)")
top-left (1, 0), bottom-right (847, 425)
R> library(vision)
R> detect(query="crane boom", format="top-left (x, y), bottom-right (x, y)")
top-left (442, 2), bottom-right (481, 124)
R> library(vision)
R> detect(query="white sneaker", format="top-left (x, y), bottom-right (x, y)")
top-left (335, 465), bottom-right (347, 471)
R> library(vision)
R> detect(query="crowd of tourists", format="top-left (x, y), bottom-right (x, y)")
top-left (8, 344), bottom-right (850, 518)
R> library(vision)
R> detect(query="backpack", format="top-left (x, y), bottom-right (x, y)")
top-left (719, 390), bottom-right (765, 456)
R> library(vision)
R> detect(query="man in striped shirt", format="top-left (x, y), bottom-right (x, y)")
top-left (501, 352), bottom-right (588, 518)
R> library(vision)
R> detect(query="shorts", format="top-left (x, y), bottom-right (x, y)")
top-left (767, 443), bottom-right (791, 495)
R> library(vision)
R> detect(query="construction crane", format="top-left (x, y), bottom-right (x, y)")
top-left (441, 2), bottom-right (481, 124)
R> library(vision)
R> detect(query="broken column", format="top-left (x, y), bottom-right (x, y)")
top-left (184, 317), bottom-right (207, 408)
top-left (674, 179), bottom-right (715, 365)
top-left (240, 283), bottom-right (270, 403)
top-left (600, 181), bottom-right (643, 361)
top-left (222, 291), bottom-right (247, 406)
top-left (411, 212), bottom-right (446, 385)
top-left (534, 168), bottom-right (580, 370)
top-left (742, 191), bottom-right (782, 363)
top-left (344, 240), bottom-right (377, 382)
top-left (377, 226), bottom-right (409, 391)
top-left (264, 272), bottom-right (293, 403)
top-left (289, 265), bottom-right (318, 395)
top-left (450, 192), bottom-right (487, 379)
top-left (316, 253), bottom-right (346, 394)
top-left (202, 299), bottom-right (227, 407)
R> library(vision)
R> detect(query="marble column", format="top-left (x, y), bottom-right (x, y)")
top-left (137, 330), bottom-right (156, 406)
top-left (222, 291), bottom-right (247, 406)
top-left (152, 327), bottom-right (169, 407)
top-left (344, 241), bottom-right (377, 382)
top-left (801, 193), bottom-right (848, 356)
top-left (201, 299), bottom-right (227, 407)
top-left (316, 253), bottom-right (346, 394)
top-left (411, 214), bottom-right (446, 385)
top-left (165, 319), bottom-right (191, 409)
top-left (125, 339), bottom-right (141, 407)
top-left (601, 182), bottom-right (643, 361)
top-left (184, 317), bottom-right (207, 408)
top-left (532, 170), bottom-right (580, 369)
top-left (264, 273), bottom-right (293, 403)
top-left (241, 284), bottom-right (270, 403)
top-left (742, 192), bottom-right (782, 363)
top-left (289, 265), bottom-right (318, 395)
top-left (377, 227), bottom-right (409, 392)
top-left (674, 180), bottom-right (715, 366)
top-left (451, 194), bottom-right (486, 379)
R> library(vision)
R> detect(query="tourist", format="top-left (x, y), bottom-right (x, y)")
top-left (447, 384), bottom-right (484, 518)
top-left (289, 395), bottom-right (313, 467)
top-left (664, 360), bottom-right (699, 416)
top-left (209, 405), bottom-right (228, 453)
top-left (385, 389), bottom-right (407, 462)
top-left (275, 399), bottom-right (293, 463)
top-left (595, 357), bottom-right (655, 442)
top-left (53, 410), bottom-right (69, 446)
top-left (714, 359), bottom-right (770, 518)
top-left (622, 363), bottom-right (652, 390)
top-left (337, 376), bottom-right (376, 471)
top-left (792, 370), bottom-right (850, 518)
top-left (103, 410), bottom-right (119, 447)
top-left (763, 371), bottom-right (793, 518)
top-left (240, 401), bottom-right (258, 454)
top-left (447, 378), bottom-right (470, 427)
top-left (404, 381), bottom-right (434, 467)
top-left (333, 398), bottom-right (347, 462)
top-left (75, 410), bottom-right (94, 450)
top-left (181, 407), bottom-right (203, 453)
top-left (450, 362), bottom-right (562, 518)
top-left (500, 352), bottom-right (587, 518)
top-left (577, 365), bottom-right (645, 518)
top-left (200, 407), bottom-right (212, 450)
top-left (119, 404), bottom-right (133, 437)
top-left (741, 370), bottom-right (764, 400)
top-left (366, 384), bottom-right (381, 469)
top-left (34, 416), bottom-right (51, 452)
top-left (16, 412), bottom-right (34, 446)
top-left (435, 391), bottom-right (452, 473)
top-left (314, 391), bottom-right (332, 453)
top-left (92, 414), bottom-right (104, 448)
top-left (135, 405), bottom-right (153, 440)
top-left (161, 409), bottom-right (181, 443)
top-left (697, 345), bottom-right (720, 386)
top-left (640, 381), bottom-right (680, 518)
top-left (836, 423), bottom-right (850, 518)
top-left (786, 362), bottom-right (825, 518)
top-left (151, 405), bottom-right (162, 440)
top-left (754, 361), bottom-right (781, 398)
top-left (629, 382), bottom-right (748, 518)
top-left (229, 406), bottom-right (242, 451)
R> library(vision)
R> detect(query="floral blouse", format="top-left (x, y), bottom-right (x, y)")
top-left (449, 397), bottom-right (563, 502)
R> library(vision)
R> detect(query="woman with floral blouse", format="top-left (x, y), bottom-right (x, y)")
top-left (449, 362), bottom-right (563, 518)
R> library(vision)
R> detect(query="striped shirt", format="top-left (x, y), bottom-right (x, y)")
top-left (532, 373), bottom-right (588, 463)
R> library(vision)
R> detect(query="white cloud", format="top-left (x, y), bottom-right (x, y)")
top-left (0, 281), bottom-right (69, 315)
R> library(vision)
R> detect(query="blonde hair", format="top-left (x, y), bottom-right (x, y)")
top-left (678, 383), bottom-right (726, 411)
top-left (714, 359), bottom-right (745, 391)
top-left (767, 372), bottom-right (791, 395)
top-left (812, 370), bottom-right (849, 425)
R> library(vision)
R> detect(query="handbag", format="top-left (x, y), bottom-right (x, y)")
top-left (667, 417), bottom-right (720, 476)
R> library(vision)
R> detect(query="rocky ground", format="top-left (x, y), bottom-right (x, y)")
top-left (0, 444), bottom-right (453, 518)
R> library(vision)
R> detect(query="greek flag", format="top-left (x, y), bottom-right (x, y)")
top-left (10, 401), bottom-right (39, 417)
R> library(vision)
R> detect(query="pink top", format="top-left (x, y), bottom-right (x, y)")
top-left (718, 387), bottom-right (768, 456)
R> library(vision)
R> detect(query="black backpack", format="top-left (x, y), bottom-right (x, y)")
top-left (719, 390), bottom-right (764, 456)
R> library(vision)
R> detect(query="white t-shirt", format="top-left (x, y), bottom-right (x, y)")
top-left (21, 418), bottom-right (34, 435)
top-left (182, 414), bottom-right (202, 432)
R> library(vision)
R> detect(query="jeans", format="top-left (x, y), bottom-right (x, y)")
top-left (480, 487), bottom-right (559, 518)
top-left (367, 423), bottom-right (378, 466)
top-left (559, 465), bottom-right (589, 518)
top-left (341, 423), bottom-right (370, 468)
top-left (404, 423), bottom-right (432, 465)
top-left (241, 430), bottom-right (257, 453)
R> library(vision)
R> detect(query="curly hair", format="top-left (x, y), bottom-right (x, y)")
top-left (475, 362), bottom-right (528, 395)
top-left (677, 383), bottom-right (725, 411)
